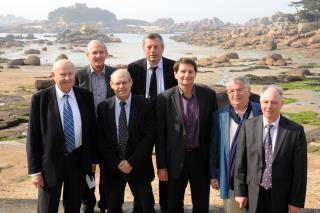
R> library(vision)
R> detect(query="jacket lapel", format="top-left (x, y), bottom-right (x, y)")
top-left (162, 57), bottom-right (170, 89)
top-left (128, 95), bottom-right (137, 136)
top-left (141, 59), bottom-right (148, 95)
top-left (171, 87), bottom-right (186, 135)
top-left (257, 116), bottom-right (264, 167)
top-left (272, 115), bottom-right (288, 161)
top-left (48, 86), bottom-right (64, 137)
top-left (108, 97), bottom-right (117, 140)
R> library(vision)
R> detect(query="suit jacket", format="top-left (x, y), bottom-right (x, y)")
top-left (234, 115), bottom-right (307, 213)
top-left (26, 86), bottom-right (96, 188)
top-left (156, 84), bottom-right (218, 179)
top-left (97, 94), bottom-right (155, 183)
top-left (127, 57), bottom-right (177, 96)
top-left (75, 65), bottom-right (116, 98)
top-left (209, 102), bottom-right (262, 199)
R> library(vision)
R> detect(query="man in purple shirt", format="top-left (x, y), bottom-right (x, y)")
top-left (156, 57), bottom-right (218, 213)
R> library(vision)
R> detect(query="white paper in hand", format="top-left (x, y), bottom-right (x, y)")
top-left (86, 175), bottom-right (96, 189)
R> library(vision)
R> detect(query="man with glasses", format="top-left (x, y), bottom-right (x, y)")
top-left (96, 69), bottom-right (156, 213)
top-left (210, 76), bottom-right (261, 213)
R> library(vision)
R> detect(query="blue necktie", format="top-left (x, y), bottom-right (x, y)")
top-left (63, 94), bottom-right (75, 153)
top-left (261, 124), bottom-right (273, 189)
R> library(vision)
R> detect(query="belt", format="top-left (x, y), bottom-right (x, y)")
top-left (185, 147), bottom-right (199, 152)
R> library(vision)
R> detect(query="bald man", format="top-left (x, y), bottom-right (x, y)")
top-left (27, 59), bottom-right (96, 213)
top-left (234, 85), bottom-right (307, 213)
top-left (97, 69), bottom-right (156, 212)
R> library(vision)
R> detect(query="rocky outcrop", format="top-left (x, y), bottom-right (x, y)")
top-left (24, 55), bottom-right (40, 66)
top-left (256, 53), bottom-right (290, 66)
top-left (56, 27), bottom-right (121, 45)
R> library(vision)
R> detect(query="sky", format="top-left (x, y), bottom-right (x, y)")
top-left (0, 0), bottom-right (296, 24)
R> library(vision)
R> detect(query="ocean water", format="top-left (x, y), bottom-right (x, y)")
top-left (0, 33), bottom-right (317, 67)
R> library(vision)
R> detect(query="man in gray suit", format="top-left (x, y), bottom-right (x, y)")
top-left (76, 40), bottom-right (116, 213)
top-left (234, 85), bottom-right (307, 213)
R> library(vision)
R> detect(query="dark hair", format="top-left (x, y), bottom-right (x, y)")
top-left (143, 33), bottom-right (164, 47)
top-left (173, 57), bottom-right (198, 73)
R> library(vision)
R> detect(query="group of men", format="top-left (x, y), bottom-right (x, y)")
top-left (26, 33), bottom-right (307, 213)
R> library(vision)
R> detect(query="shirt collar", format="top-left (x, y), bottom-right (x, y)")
top-left (147, 57), bottom-right (163, 70)
top-left (90, 65), bottom-right (106, 75)
top-left (55, 85), bottom-right (75, 99)
top-left (178, 86), bottom-right (196, 99)
top-left (263, 115), bottom-right (280, 129)
top-left (115, 93), bottom-right (132, 106)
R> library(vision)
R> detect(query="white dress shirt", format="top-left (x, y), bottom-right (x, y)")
top-left (145, 57), bottom-right (165, 98)
top-left (55, 85), bottom-right (82, 149)
top-left (262, 115), bottom-right (280, 153)
top-left (115, 94), bottom-right (132, 140)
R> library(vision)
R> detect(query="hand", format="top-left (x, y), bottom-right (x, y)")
top-left (118, 160), bottom-right (133, 174)
top-left (288, 204), bottom-right (301, 213)
top-left (31, 174), bottom-right (44, 189)
top-left (235, 196), bottom-right (248, 209)
top-left (210, 179), bottom-right (219, 190)
top-left (157, 168), bottom-right (168, 181)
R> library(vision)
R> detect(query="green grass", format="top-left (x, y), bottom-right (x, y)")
top-left (278, 79), bottom-right (320, 91)
top-left (283, 97), bottom-right (298, 104)
top-left (308, 145), bottom-right (320, 154)
top-left (0, 57), bottom-right (9, 63)
top-left (298, 63), bottom-right (320, 69)
top-left (282, 111), bottom-right (320, 125)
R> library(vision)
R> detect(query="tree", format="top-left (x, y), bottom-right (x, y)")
top-left (290, 0), bottom-right (320, 23)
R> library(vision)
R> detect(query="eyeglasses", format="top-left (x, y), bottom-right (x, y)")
top-left (227, 88), bottom-right (248, 95)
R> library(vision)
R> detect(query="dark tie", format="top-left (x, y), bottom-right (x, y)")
top-left (63, 94), bottom-right (75, 153)
top-left (148, 66), bottom-right (158, 100)
top-left (118, 101), bottom-right (128, 160)
top-left (261, 124), bottom-right (274, 189)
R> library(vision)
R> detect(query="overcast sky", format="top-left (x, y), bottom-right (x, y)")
top-left (1, 0), bottom-right (296, 24)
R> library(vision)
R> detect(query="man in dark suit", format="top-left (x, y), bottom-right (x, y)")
top-left (127, 33), bottom-right (177, 213)
top-left (156, 57), bottom-right (218, 213)
top-left (97, 69), bottom-right (156, 213)
top-left (75, 40), bottom-right (116, 213)
top-left (234, 85), bottom-right (307, 213)
top-left (26, 59), bottom-right (96, 213)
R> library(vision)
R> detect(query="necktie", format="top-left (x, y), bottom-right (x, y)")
top-left (118, 101), bottom-right (128, 160)
top-left (261, 124), bottom-right (274, 189)
top-left (63, 94), bottom-right (75, 153)
top-left (149, 66), bottom-right (158, 100)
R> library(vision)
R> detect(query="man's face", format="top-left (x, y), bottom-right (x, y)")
top-left (227, 81), bottom-right (251, 110)
top-left (52, 61), bottom-right (75, 93)
top-left (143, 38), bottom-right (164, 66)
top-left (260, 87), bottom-right (283, 123)
top-left (110, 72), bottom-right (133, 101)
top-left (174, 63), bottom-right (196, 87)
top-left (87, 42), bottom-right (107, 72)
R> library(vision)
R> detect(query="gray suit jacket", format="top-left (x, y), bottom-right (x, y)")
top-left (75, 65), bottom-right (116, 98)
top-left (234, 115), bottom-right (307, 213)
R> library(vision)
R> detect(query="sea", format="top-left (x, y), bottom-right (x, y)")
top-left (0, 32), bottom-right (274, 67)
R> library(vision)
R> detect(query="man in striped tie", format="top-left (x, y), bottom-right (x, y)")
top-left (27, 59), bottom-right (96, 213)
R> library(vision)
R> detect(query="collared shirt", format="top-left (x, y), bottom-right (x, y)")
top-left (262, 115), bottom-right (280, 153)
top-left (90, 65), bottom-right (107, 110)
top-left (179, 87), bottom-right (199, 148)
top-left (115, 94), bottom-right (132, 140)
top-left (145, 57), bottom-right (165, 98)
top-left (55, 85), bottom-right (82, 149)
top-left (229, 107), bottom-right (253, 148)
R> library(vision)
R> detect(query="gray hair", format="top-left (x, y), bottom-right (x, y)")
top-left (261, 85), bottom-right (283, 99)
top-left (110, 69), bottom-right (132, 81)
top-left (142, 33), bottom-right (164, 47)
top-left (226, 76), bottom-right (250, 88)
top-left (87, 40), bottom-right (107, 53)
